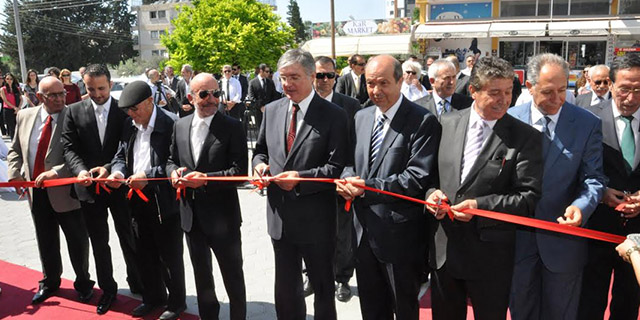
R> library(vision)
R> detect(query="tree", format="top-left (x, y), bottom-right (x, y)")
top-left (162, 0), bottom-right (295, 73)
top-left (287, 0), bottom-right (308, 44)
top-left (0, 0), bottom-right (136, 75)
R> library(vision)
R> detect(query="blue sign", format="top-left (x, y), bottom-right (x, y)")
top-left (430, 2), bottom-right (492, 20)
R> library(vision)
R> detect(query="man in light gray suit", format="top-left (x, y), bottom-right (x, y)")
top-left (575, 64), bottom-right (612, 108)
top-left (7, 76), bottom-right (94, 305)
top-left (414, 59), bottom-right (473, 120)
top-left (509, 53), bottom-right (606, 320)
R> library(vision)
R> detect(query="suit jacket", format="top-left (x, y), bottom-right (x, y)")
top-left (509, 102), bottom-right (606, 273)
top-left (237, 74), bottom-right (249, 101)
top-left (586, 100), bottom-right (640, 234)
top-left (455, 73), bottom-right (470, 96)
top-left (331, 91), bottom-right (361, 123)
top-left (246, 76), bottom-right (279, 110)
top-left (111, 106), bottom-right (179, 220)
top-left (62, 98), bottom-right (128, 202)
top-left (343, 97), bottom-right (442, 264)
top-left (175, 78), bottom-right (193, 118)
top-left (166, 112), bottom-right (247, 235)
top-left (414, 93), bottom-right (473, 120)
top-left (7, 106), bottom-right (80, 212)
top-left (336, 72), bottom-right (369, 105)
top-left (431, 108), bottom-right (543, 279)
top-left (575, 91), bottom-right (611, 108)
top-left (165, 76), bottom-right (179, 92)
top-left (252, 94), bottom-right (349, 244)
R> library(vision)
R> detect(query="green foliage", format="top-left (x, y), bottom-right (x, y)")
top-left (0, 0), bottom-right (136, 73)
top-left (162, 0), bottom-right (295, 73)
top-left (113, 56), bottom-right (167, 77)
top-left (412, 7), bottom-right (420, 23)
top-left (287, 0), bottom-right (308, 44)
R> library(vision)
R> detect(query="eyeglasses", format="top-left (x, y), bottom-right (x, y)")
top-left (61, 74), bottom-right (70, 77)
top-left (264, 70), bottom-right (272, 74)
top-left (232, 68), bottom-right (238, 71)
top-left (198, 89), bottom-right (222, 99)
top-left (315, 72), bottom-right (336, 79)
top-left (593, 79), bottom-right (609, 86)
top-left (616, 87), bottom-right (640, 96)
top-left (405, 71), bottom-right (416, 75)
top-left (355, 63), bottom-right (366, 67)
top-left (43, 91), bottom-right (66, 99)
top-left (223, 70), bottom-right (232, 73)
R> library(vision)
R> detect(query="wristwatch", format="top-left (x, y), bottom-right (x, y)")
top-left (626, 246), bottom-right (640, 261)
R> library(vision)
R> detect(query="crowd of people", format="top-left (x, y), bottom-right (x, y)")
top-left (2, 48), bottom-right (640, 320)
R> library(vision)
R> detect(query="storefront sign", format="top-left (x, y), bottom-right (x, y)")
top-left (430, 2), bottom-right (492, 20)
top-left (342, 20), bottom-right (378, 36)
top-left (311, 18), bottom-right (412, 38)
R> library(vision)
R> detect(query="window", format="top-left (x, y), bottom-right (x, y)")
top-left (158, 10), bottom-right (166, 18)
top-left (159, 30), bottom-right (166, 36)
top-left (150, 30), bottom-right (159, 39)
top-left (499, 41), bottom-right (535, 68)
top-left (149, 11), bottom-right (157, 19)
top-left (620, 0), bottom-right (640, 14)
top-left (569, 0), bottom-right (608, 15)
top-left (501, 0), bottom-right (608, 17)
top-left (151, 50), bottom-right (159, 56)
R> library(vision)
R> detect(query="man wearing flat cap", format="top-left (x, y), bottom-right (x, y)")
top-left (104, 81), bottom-right (186, 320)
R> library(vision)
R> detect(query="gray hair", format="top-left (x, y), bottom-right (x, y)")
top-left (402, 60), bottom-right (422, 76)
top-left (526, 53), bottom-right (569, 86)
top-left (277, 49), bottom-right (315, 77)
top-left (589, 64), bottom-right (609, 76)
top-left (428, 59), bottom-right (456, 80)
top-left (469, 56), bottom-right (514, 90)
top-left (181, 64), bottom-right (193, 73)
top-left (222, 64), bottom-right (232, 70)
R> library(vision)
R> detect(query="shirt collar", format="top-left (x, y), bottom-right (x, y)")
top-left (591, 91), bottom-right (611, 104)
top-left (133, 106), bottom-right (157, 131)
top-left (351, 71), bottom-right (360, 82)
top-left (375, 95), bottom-right (403, 122)
top-left (431, 90), bottom-right (451, 106)
top-left (531, 101), bottom-right (561, 126)
top-left (291, 90), bottom-right (315, 115)
top-left (612, 99), bottom-right (640, 120)
top-left (40, 106), bottom-right (60, 123)
top-left (91, 96), bottom-right (112, 113)
top-left (192, 111), bottom-right (215, 128)
top-left (320, 90), bottom-right (334, 102)
top-left (470, 103), bottom-right (497, 129)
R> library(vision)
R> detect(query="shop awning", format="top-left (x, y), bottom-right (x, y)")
top-left (489, 22), bottom-right (547, 37)
top-left (300, 34), bottom-right (412, 57)
top-left (610, 19), bottom-right (640, 35)
top-left (413, 23), bottom-right (490, 39)
top-left (548, 20), bottom-right (609, 36)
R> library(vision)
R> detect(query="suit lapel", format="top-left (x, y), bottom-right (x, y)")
top-left (359, 107), bottom-right (375, 177)
top-left (45, 107), bottom-right (65, 161)
top-left (181, 115), bottom-right (196, 169)
top-left (450, 110), bottom-right (469, 189)
top-left (459, 114), bottom-right (506, 190)
top-left (600, 101), bottom-right (628, 176)
top-left (84, 100), bottom-right (102, 148)
top-left (102, 99), bottom-right (121, 150)
top-left (285, 97), bottom-right (315, 165)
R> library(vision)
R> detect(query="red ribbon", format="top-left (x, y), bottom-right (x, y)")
top-left (127, 188), bottom-right (149, 202)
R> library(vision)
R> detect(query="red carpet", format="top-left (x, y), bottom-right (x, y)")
top-left (0, 260), bottom-right (198, 319)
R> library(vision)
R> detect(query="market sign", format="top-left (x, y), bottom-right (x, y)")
top-left (343, 20), bottom-right (378, 36)
top-left (311, 18), bottom-right (411, 38)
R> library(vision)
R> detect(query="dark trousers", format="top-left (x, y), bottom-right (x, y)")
top-left (130, 195), bottom-right (186, 311)
top-left (272, 235), bottom-right (337, 320)
top-left (356, 234), bottom-right (422, 320)
top-left (0, 105), bottom-right (6, 136)
top-left (185, 221), bottom-right (246, 320)
top-left (80, 189), bottom-right (141, 294)
top-left (3, 107), bottom-right (16, 138)
top-left (31, 188), bottom-right (94, 292)
top-left (578, 239), bottom-right (640, 320)
top-left (334, 202), bottom-right (355, 284)
top-left (226, 103), bottom-right (245, 121)
top-left (432, 262), bottom-right (512, 320)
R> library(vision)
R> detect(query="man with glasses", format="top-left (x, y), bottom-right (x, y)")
top-left (336, 54), bottom-right (369, 105)
top-left (7, 76), bottom-right (94, 306)
top-left (103, 81), bottom-right (185, 320)
top-left (175, 64), bottom-right (194, 118)
top-left (247, 63), bottom-right (279, 127)
top-left (232, 63), bottom-right (248, 102)
top-left (415, 59), bottom-right (473, 121)
top-left (167, 73), bottom-right (248, 320)
top-left (579, 54), bottom-right (640, 320)
top-left (62, 64), bottom-right (142, 315)
top-left (220, 64), bottom-right (243, 120)
top-left (576, 64), bottom-right (612, 108)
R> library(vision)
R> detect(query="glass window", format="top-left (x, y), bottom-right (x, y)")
top-left (149, 11), bottom-right (157, 19)
top-left (537, 0), bottom-right (550, 16)
top-left (150, 30), bottom-right (159, 39)
top-left (620, 0), bottom-right (640, 14)
top-left (552, 0), bottom-right (568, 15)
top-left (158, 10), bottom-right (166, 18)
top-left (499, 41), bottom-right (535, 68)
top-left (567, 41), bottom-right (606, 67)
top-left (151, 50), bottom-right (159, 56)
top-left (501, 0), bottom-right (537, 17)
top-left (570, 0), bottom-right (608, 15)
top-left (502, 0), bottom-right (609, 17)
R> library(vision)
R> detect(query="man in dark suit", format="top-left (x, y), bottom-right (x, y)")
top-left (304, 55), bottom-right (361, 302)
top-left (578, 55), bottom-right (640, 320)
top-left (232, 63), bottom-right (249, 102)
top-left (337, 55), bottom-right (441, 320)
top-left (7, 76), bottom-right (94, 305)
top-left (247, 63), bottom-right (279, 128)
top-left (62, 64), bottom-right (142, 315)
top-left (167, 73), bottom-right (248, 320)
top-left (163, 65), bottom-right (179, 92)
top-left (104, 81), bottom-right (185, 320)
top-left (415, 58), bottom-right (473, 120)
top-left (174, 64), bottom-right (194, 118)
top-left (336, 54), bottom-right (370, 105)
top-left (445, 55), bottom-right (471, 97)
top-left (575, 64), bottom-right (612, 108)
top-left (509, 53), bottom-right (606, 320)
top-left (253, 49), bottom-right (349, 320)
top-left (425, 56), bottom-right (543, 319)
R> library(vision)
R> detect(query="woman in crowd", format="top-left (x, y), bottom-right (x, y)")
top-left (575, 65), bottom-right (591, 96)
top-left (0, 73), bottom-right (22, 139)
top-left (59, 68), bottom-right (81, 105)
top-left (400, 60), bottom-right (428, 101)
top-left (23, 69), bottom-right (39, 108)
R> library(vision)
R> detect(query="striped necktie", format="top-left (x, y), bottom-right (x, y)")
top-left (369, 113), bottom-right (388, 167)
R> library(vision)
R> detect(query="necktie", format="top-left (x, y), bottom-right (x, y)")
top-left (192, 120), bottom-right (208, 163)
top-left (286, 104), bottom-right (300, 154)
top-left (354, 74), bottom-right (361, 92)
top-left (261, 78), bottom-right (266, 89)
top-left (33, 115), bottom-right (53, 178)
top-left (96, 105), bottom-right (106, 145)
top-left (461, 120), bottom-right (485, 183)
top-left (543, 116), bottom-right (552, 139)
top-left (439, 99), bottom-right (450, 116)
top-left (621, 115), bottom-right (635, 173)
top-left (226, 80), bottom-right (230, 101)
top-left (369, 113), bottom-right (388, 167)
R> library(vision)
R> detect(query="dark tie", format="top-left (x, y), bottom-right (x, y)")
top-left (543, 116), bottom-right (552, 139)
top-left (33, 115), bottom-right (53, 178)
top-left (621, 115), bottom-right (635, 173)
top-left (287, 104), bottom-right (300, 154)
top-left (439, 99), bottom-right (450, 115)
top-left (262, 78), bottom-right (266, 89)
top-left (226, 80), bottom-right (230, 100)
top-left (370, 113), bottom-right (388, 167)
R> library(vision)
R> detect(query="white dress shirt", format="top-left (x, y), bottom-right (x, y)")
top-left (590, 91), bottom-right (611, 106)
top-left (531, 103), bottom-right (561, 140)
top-left (91, 96), bottom-right (112, 145)
top-left (29, 108), bottom-right (59, 176)
top-left (221, 76), bottom-right (242, 103)
top-left (320, 90), bottom-right (334, 102)
top-left (191, 112), bottom-right (215, 162)
top-left (432, 91), bottom-right (452, 114)
top-left (286, 91), bottom-right (314, 135)
top-left (460, 104), bottom-right (497, 183)
top-left (373, 95), bottom-right (403, 143)
top-left (351, 71), bottom-right (361, 92)
top-left (612, 100), bottom-right (640, 169)
top-left (132, 107), bottom-right (157, 175)
top-left (401, 82), bottom-right (428, 102)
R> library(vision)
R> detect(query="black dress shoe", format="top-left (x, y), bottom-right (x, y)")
top-left (159, 305), bottom-right (186, 320)
top-left (96, 292), bottom-right (116, 314)
top-left (78, 288), bottom-right (94, 303)
top-left (303, 275), bottom-right (314, 297)
top-left (335, 282), bottom-right (352, 302)
top-left (32, 287), bottom-right (58, 304)
top-left (131, 303), bottom-right (157, 317)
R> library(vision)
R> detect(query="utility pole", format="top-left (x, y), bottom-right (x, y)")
top-left (12, 0), bottom-right (27, 83)
top-left (394, 0), bottom-right (398, 18)
top-left (330, 0), bottom-right (335, 59)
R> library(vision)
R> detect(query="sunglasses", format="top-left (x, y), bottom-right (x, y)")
top-left (232, 68), bottom-right (238, 71)
top-left (198, 89), bottom-right (222, 99)
top-left (315, 72), bottom-right (336, 79)
top-left (355, 63), bottom-right (366, 67)
top-left (405, 71), bottom-right (416, 75)
top-left (223, 70), bottom-right (232, 73)
top-left (62, 74), bottom-right (70, 77)
top-left (594, 79), bottom-right (609, 86)
top-left (264, 70), bottom-right (272, 74)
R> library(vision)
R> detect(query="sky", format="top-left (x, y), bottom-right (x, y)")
top-left (274, 0), bottom-right (386, 24)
